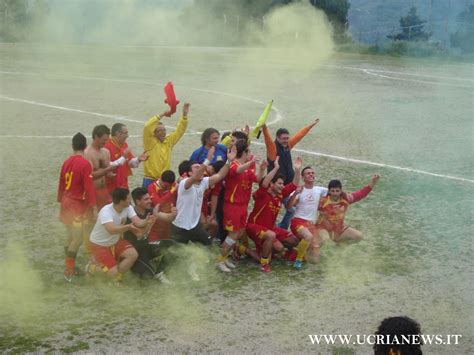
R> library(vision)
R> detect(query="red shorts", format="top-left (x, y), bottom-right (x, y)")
top-left (90, 239), bottom-right (134, 270)
top-left (59, 197), bottom-right (92, 226)
top-left (290, 218), bottom-right (316, 237)
top-left (246, 223), bottom-right (292, 253)
top-left (96, 187), bottom-right (112, 210)
top-left (224, 203), bottom-right (248, 232)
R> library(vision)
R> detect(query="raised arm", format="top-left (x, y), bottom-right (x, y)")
top-left (261, 156), bottom-right (280, 188)
top-left (287, 185), bottom-right (303, 209)
top-left (292, 156), bottom-right (303, 186)
top-left (185, 146), bottom-right (215, 189)
top-left (143, 111), bottom-right (165, 151)
top-left (288, 119), bottom-right (319, 149)
top-left (236, 155), bottom-right (258, 174)
top-left (256, 160), bottom-right (268, 183)
top-left (347, 174), bottom-right (380, 204)
top-left (262, 124), bottom-right (277, 161)
top-left (209, 146), bottom-right (236, 186)
top-left (167, 103), bottom-right (189, 147)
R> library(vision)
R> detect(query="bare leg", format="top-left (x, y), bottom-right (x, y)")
top-left (336, 227), bottom-right (363, 243)
top-left (219, 230), bottom-right (241, 258)
top-left (64, 225), bottom-right (83, 277)
top-left (308, 229), bottom-right (329, 263)
top-left (261, 231), bottom-right (276, 259)
top-left (107, 248), bottom-right (138, 278)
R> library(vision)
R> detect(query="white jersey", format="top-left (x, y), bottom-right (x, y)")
top-left (90, 204), bottom-right (136, 247)
top-left (173, 177), bottom-right (210, 230)
top-left (293, 186), bottom-right (328, 222)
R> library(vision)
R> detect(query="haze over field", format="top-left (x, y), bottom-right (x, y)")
top-left (0, 1), bottom-right (473, 354)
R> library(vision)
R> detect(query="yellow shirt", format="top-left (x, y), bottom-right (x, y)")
top-left (143, 114), bottom-right (187, 179)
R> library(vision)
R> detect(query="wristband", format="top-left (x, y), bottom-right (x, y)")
top-left (203, 159), bottom-right (211, 166)
top-left (110, 156), bottom-right (126, 167)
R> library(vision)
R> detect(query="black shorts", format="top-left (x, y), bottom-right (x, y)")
top-left (171, 223), bottom-right (212, 246)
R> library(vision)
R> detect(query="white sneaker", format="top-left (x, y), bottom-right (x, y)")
top-left (224, 259), bottom-right (236, 269)
top-left (154, 271), bottom-right (171, 284)
top-left (216, 262), bottom-right (231, 272)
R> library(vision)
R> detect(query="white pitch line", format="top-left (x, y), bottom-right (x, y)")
top-left (4, 132), bottom-right (473, 183)
top-left (363, 68), bottom-right (474, 82)
top-left (1, 76), bottom-right (472, 184)
top-left (251, 142), bottom-right (474, 184)
top-left (0, 134), bottom-right (143, 139)
top-left (0, 70), bottom-right (284, 127)
top-left (322, 64), bottom-right (474, 83)
top-left (0, 94), bottom-right (200, 135)
top-left (361, 69), bottom-right (473, 88)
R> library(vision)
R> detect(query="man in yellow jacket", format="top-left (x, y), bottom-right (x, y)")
top-left (142, 103), bottom-right (189, 188)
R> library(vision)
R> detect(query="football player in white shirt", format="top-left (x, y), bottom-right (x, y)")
top-left (287, 166), bottom-right (328, 269)
top-left (89, 188), bottom-right (155, 282)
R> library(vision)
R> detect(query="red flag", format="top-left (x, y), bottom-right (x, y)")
top-left (163, 81), bottom-right (180, 117)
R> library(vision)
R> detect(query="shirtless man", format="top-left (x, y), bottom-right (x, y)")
top-left (85, 125), bottom-right (117, 210)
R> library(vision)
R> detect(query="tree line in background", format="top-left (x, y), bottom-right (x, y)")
top-left (0, 0), bottom-right (49, 42)
top-left (0, 0), bottom-right (473, 56)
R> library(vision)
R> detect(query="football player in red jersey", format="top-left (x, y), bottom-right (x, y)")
top-left (57, 133), bottom-right (96, 282)
top-left (216, 140), bottom-right (266, 272)
top-left (316, 174), bottom-right (380, 244)
top-left (104, 123), bottom-right (148, 192)
top-left (246, 156), bottom-right (302, 272)
top-left (147, 170), bottom-right (177, 241)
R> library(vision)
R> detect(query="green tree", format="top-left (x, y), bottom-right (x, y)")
top-left (308, 0), bottom-right (350, 40)
top-left (450, 5), bottom-right (474, 53)
top-left (0, 0), bottom-right (49, 42)
top-left (389, 6), bottom-right (431, 41)
top-left (0, 0), bottom-right (29, 41)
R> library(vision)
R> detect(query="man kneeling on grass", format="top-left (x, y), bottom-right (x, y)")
top-left (88, 188), bottom-right (155, 283)
top-left (124, 187), bottom-right (177, 283)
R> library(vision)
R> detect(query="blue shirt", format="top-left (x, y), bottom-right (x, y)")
top-left (190, 144), bottom-right (228, 164)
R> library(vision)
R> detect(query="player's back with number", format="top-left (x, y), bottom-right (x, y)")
top-left (58, 155), bottom-right (95, 204)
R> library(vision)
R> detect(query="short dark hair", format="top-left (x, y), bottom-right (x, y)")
top-left (301, 166), bottom-right (313, 176)
top-left (178, 160), bottom-right (192, 177)
top-left (328, 179), bottom-right (342, 190)
top-left (111, 188), bottom-right (129, 204)
top-left (111, 123), bottom-right (126, 136)
top-left (201, 128), bottom-right (219, 146)
top-left (161, 170), bottom-right (176, 184)
top-left (92, 124), bottom-right (110, 139)
top-left (131, 187), bottom-right (148, 203)
top-left (187, 160), bottom-right (199, 173)
top-left (232, 131), bottom-right (248, 142)
top-left (271, 174), bottom-right (285, 184)
top-left (374, 316), bottom-right (423, 355)
top-left (72, 132), bottom-right (87, 151)
top-left (212, 160), bottom-right (225, 174)
top-left (235, 140), bottom-right (249, 158)
top-left (276, 128), bottom-right (289, 137)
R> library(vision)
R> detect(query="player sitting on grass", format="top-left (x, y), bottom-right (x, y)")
top-left (316, 174), bottom-right (380, 245)
top-left (246, 156), bottom-right (302, 273)
top-left (287, 166), bottom-right (328, 269)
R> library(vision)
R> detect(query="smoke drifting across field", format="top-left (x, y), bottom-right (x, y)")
top-left (36, 0), bottom-right (334, 66)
